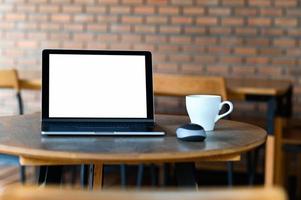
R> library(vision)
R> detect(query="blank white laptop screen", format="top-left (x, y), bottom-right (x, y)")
top-left (49, 54), bottom-right (147, 118)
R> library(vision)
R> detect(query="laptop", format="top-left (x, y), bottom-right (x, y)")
top-left (41, 49), bottom-right (165, 136)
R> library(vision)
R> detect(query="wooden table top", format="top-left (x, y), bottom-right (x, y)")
top-left (19, 77), bottom-right (292, 96)
top-left (226, 78), bottom-right (292, 96)
top-left (0, 113), bottom-right (266, 164)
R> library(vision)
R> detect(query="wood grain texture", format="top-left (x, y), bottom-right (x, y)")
top-left (0, 69), bottom-right (20, 92)
top-left (227, 78), bottom-right (291, 96)
top-left (0, 113), bottom-right (266, 164)
top-left (93, 164), bottom-right (103, 190)
top-left (154, 74), bottom-right (228, 100)
top-left (0, 185), bottom-right (287, 200)
top-left (19, 79), bottom-right (41, 90)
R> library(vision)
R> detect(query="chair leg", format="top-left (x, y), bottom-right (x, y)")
top-left (150, 164), bottom-right (157, 186)
top-left (247, 150), bottom-right (258, 185)
top-left (120, 164), bottom-right (126, 188)
top-left (20, 165), bottom-right (26, 184)
top-left (80, 164), bottom-right (89, 188)
top-left (136, 164), bottom-right (144, 189)
top-left (227, 162), bottom-right (233, 187)
top-left (16, 92), bottom-right (24, 115)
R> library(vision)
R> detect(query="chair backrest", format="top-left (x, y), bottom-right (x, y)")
top-left (0, 69), bottom-right (20, 92)
top-left (154, 74), bottom-right (228, 100)
top-left (0, 186), bottom-right (287, 200)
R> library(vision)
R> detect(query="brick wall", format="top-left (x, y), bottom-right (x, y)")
top-left (0, 0), bottom-right (300, 117)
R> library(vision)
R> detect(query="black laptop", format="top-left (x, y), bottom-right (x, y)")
top-left (41, 49), bottom-right (165, 136)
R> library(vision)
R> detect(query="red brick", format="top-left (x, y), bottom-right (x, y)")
top-left (274, 38), bottom-right (296, 47)
top-left (62, 5), bottom-right (82, 13)
top-left (171, 17), bottom-right (193, 24)
top-left (170, 36), bottom-right (191, 44)
top-left (248, 18), bottom-right (271, 26)
top-left (184, 27), bottom-right (206, 34)
top-left (209, 27), bottom-right (232, 35)
top-left (246, 57), bottom-right (269, 65)
top-left (86, 6), bottom-right (106, 13)
top-left (86, 24), bottom-right (107, 32)
top-left (121, 0), bottom-right (143, 4)
top-left (111, 24), bottom-right (131, 32)
top-left (122, 16), bottom-right (143, 24)
top-left (257, 66), bottom-right (282, 76)
top-left (110, 6), bottom-right (131, 14)
top-left (222, 18), bottom-right (244, 26)
top-left (64, 24), bottom-right (85, 31)
top-left (259, 8), bottom-right (282, 16)
top-left (209, 8), bottom-right (231, 16)
top-left (272, 58), bottom-right (296, 66)
top-left (147, 0), bottom-right (168, 4)
top-left (183, 7), bottom-right (204, 15)
top-left (121, 34), bottom-right (143, 42)
top-left (181, 64), bottom-right (205, 74)
top-left (234, 47), bottom-right (257, 55)
top-left (16, 4), bottom-right (37, 12)
top-left (158, 7), bottom-right (179, 15)
top-left (194, 55), bottom-right (216, 64)
top-left (74, 14), bottom-right (94, 23)
top-left (207, 65), bottom-right (230, 74)
top-left (220, 38), bottom-right (243, 46)
top-left (157, 44), bottom-right (180, 52)
top-left (170, 54), bottom-right (191, 62)
top-left (222, 0), bottom-right (245, 6)
top-left (134, 25), bottom-right (156, 33)
top-left (159, 26), bottom-right (181, 34)
top-left (40, 23), bottom-right (60, 31)
top-left (260, 28), bottom-right (284, 36)
top-left (245, 38), bottom-right (270, 46)
top-left (73, 0), bottom-right (94, 3)
top-left (232, 66), bottom-right (256, 75)
top-left (181, 46), bottom-right (206, 53)
top-left (275, 0), bottom-right (297, 7)
top-left (134, 6), bottom-right (155, 14)
top-left (5, 13), bottom-right (26, 21)
top-left (97, 0), bottom-right (118, 4)
top-left (196, 17), bottom-right (218, 25)
top-left (73, 33), bottom-right (94, 41)
top-left (248, 0), bottom-right (271, 6)
top-left (219, 56), bottom-right (242, 64)
top-left (39, 5), bottom-right (60, 13)
top-left (50, 33), bottom-right (70, 40)
top-left (51, 14), bottom-right (71, 23)
top-left (234, 8), bottom-right (257, 16)
top-left (17, 41), bottom-right (38, 48)
top-left (97, 34), bottom-right (119, 42)
top-left (275, 18), bottom-right (298, 27)
top-left (208, 46), bottom-right (231, 54)
top-left (235, 27), bottom-right (257, 35)
top-left (171, 0), bottom-right (193, 5)
top-left (195, 37), bottom-right (218, 45)
top-left (145, 35), bottom-right (167, 43)
top-left (259, 48), bottom-right (283, 56)
top-left (146, 16), bottom-right (168, 24)
top-left (196, 0), bottom-right (219, 5)
top-left (97, 15), bottom-right (118, 23)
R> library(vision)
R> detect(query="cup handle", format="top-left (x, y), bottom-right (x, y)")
top-left (214, 101), bottom-right (233, 123)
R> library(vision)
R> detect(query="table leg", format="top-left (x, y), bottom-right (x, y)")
top-left (90, 164), bottom-right (103, 190)
top-left (174, 162), bottom-right (197, 188)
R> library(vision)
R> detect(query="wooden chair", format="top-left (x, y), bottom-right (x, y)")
top-left (0, 69), bottom-right (26, 183)
top-left (275, 118), bottom-right (301, 197)
top-left (154, 74), bottom-right (227, 99)
top-left (0, 185), bottom-right (287, 200)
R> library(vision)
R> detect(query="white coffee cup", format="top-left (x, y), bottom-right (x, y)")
top-left (186, 95), bottom-right (233, 131)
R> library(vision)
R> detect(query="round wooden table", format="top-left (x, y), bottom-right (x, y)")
top-left (0, 113), bottom-right (266, 188)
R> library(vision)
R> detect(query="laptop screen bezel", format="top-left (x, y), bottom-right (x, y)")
top-left (42, 49), bottom-right (154, 123)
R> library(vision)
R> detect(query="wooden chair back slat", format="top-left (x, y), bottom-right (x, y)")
top-left (154, 74), bottom-right (227, 100)
top-left (0, 69), bottom-right (20, 91)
